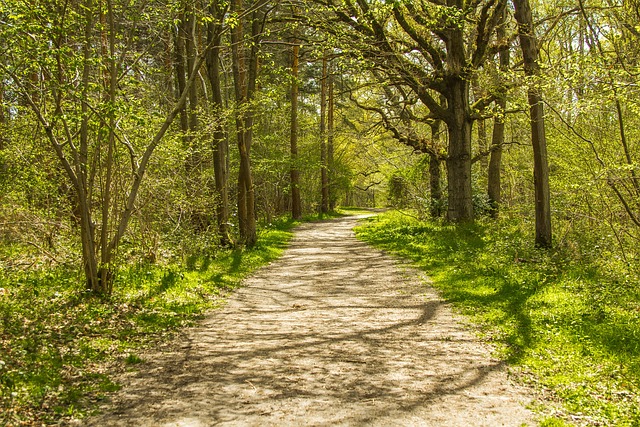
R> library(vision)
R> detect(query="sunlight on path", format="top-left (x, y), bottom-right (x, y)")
top-left (84, 216), bottom-right (535, 426)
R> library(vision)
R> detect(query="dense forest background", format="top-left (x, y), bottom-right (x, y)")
top-left (1, 0), bottom-right (640, 425)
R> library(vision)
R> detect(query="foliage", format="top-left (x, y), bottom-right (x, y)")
top-left (355, 210), bottom-right (640, 426)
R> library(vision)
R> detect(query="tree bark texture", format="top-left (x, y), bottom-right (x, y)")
top-left (513, 0), bottom-right (553, 248)
top-left (206, 2), bottom-right (231, 245)
top-left (231, 0), bottom-right (258, 247)
top-left (429, 120), bottom-right (443, 218)
top-left (487, 101), bottom-right (505, 217)
top-left (445, 76), bottom-right (474, 222)
top-left (97, 0), bottom-right (117, 295)
top-left (328, 66), bottom-right (335, 210)
top-left (472, 78), bottom-right (488, 172)
top-left (487, 14), bottom-right (509, 218)
top-left (79, 0), bottom-right (99, 293)
top-left (174, 12), bottom-right (190, 144)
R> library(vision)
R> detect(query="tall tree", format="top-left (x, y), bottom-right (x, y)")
top-left (320, 53), bottom-right (329, 213)
top-left (429, 119), bottom-right (443, 218)
top-left (513, 0), bottom-right (553, 247)
top-left (175, 8), bottom-right (190, 145)
top-left (290, 39), bottom-right (302, 220)
top-left (327, 62), bottom-right (336, 210)
top-left (487, 9), bottom-right (510, 218)
top-left (206, 0), bottom-right (232, 245)
top-left (231, 0), bottom-right (264, 246)
top-left (3, 0), bottom-right (213, 293)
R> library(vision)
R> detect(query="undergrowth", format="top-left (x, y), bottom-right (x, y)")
top-left (355, 210), bottom-right (640, 427)
top-left (0, 217), bottom-right (301, 426)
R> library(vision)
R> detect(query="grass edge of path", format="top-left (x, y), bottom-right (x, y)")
top-left (0, 211), bottom-right (348, 426)
top-left (354, 210), bottom-right (640, 427)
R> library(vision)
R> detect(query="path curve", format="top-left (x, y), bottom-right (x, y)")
top-left (84, 216), bottom-right (535, 426)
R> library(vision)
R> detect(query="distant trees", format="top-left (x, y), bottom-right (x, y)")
top-left (311, 0), bottom-right (556, 246)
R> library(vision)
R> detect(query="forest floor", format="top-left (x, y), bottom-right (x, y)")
top-left (81, 214), bottom-right (537, 426)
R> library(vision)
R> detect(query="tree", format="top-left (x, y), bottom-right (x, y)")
top-left (320, 53), bottom-right (329, 214)
top-left (231, 0), bottom-right (267, 246)
top-left (290, 37), bottom-right (302, 220)
top-left (487, 8), bottom-right (510, 218)
top-left (2, 0), bottom-right (214, 293)
top-left (428, 119), bottom-right (444, 218)
top-left (206, 0), bottom-right (233, 245)
top-left (513, 0), bottom-right (553, 247)
top-left (327, 61), bottom-right (336, 210)
top-left (314, 0), bottom-right (507, 222)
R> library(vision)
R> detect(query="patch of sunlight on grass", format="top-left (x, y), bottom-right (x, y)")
top-left (355, 210), bottom-right (640, 426)
top-left (0, 216), bottom-right (299, 425)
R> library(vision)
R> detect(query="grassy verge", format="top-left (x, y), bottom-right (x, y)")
top-left (336, 206), bottom-right (382, 216)
top-left (355, 211), bottom-right (640, 426)
top-left (0, 216), bottom-right (303, 426)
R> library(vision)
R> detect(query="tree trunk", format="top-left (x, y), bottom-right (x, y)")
top-left (231, 0), bottom-right (248, 242)
top-left (472, 78), bottom-right (488, 172)
top-left (185, 3), bottom-right (200, 174)
top-left (79, 0), bottom-right (100, 293)
top-left (477, 120), bottom-right (488, 170)
top-left (513, 0), bottom-right (552, 248)
top-left (320, 54), bottom-right (329, 214)
top-left (0, 81), bottom-right (5, 151)
top-left (290, 41), bottom-right (302, 220)
top-left (242, 8), bottom-right (260, 247)
top-left (98, 0), bottom-right (117, 295)
top-left (429, 120), bottom-right (443, 218)
top-left (186, 6), bottom-right (198, 140)
top-left (487, 100), bottom-right (505, 217)
top-left (445, 77), bottom-right (473, 222)
top-left (174, 13), bottom-right (189, 144)
top-left (487, 14), bottom-right (510, 218)
top-left (206, 3), bottom-right (231, 245)
top-left (183, 4), bottom-right (207, 230)
top-left (328, 66), bottom-right (335, 210)
top-left (231, 0), bottom-right (258, 247)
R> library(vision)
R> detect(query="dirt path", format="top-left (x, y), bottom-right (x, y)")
top-left (84, 215), bottom-right (536, 426)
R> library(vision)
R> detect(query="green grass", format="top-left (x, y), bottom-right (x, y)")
top-left (0, 217), bottom-right (301, 426)
top-left (355, 211), bottom-right (640, 426)
top-left (336, 206), bottom-right (381, 216)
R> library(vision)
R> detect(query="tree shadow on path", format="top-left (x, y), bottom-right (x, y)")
top-left (84, 216), bottom-right (535, 427)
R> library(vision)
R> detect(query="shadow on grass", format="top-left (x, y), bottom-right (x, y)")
top-left (357, 211), bottom-right (640, 425)
top-left (0, 212), bottom-right (308, 425)
top-left (356, 216), bottom-right (542, 363)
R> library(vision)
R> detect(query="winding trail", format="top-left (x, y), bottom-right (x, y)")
top-left (85, 215), bottom-right (536, 426)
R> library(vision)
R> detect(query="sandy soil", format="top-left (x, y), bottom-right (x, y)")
top-left (83, 215), bottom-right (536, 426)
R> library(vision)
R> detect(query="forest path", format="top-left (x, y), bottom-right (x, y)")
top-left (84, 215), bottom-right (536, 427)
